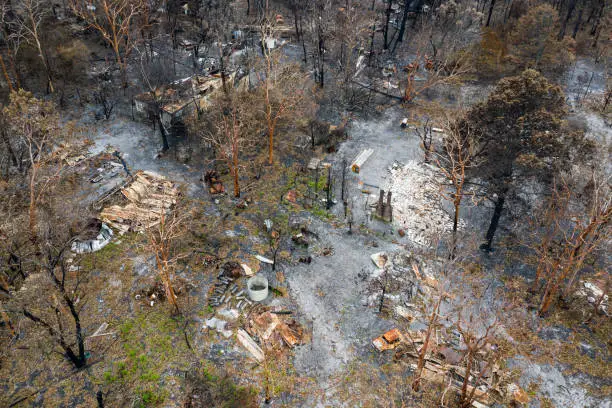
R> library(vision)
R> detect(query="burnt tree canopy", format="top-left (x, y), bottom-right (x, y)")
top-left (461, 69), bottom-right (591, 250)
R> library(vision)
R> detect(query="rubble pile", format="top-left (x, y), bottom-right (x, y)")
top-left (204, 170), bottom-right (225, 195)
top-left (71, 220), bottom-right (113, 253)
top-left (100, 171), bottom-right (179, 233)
top-left (382, 160), bottom-right (464, 247)
top-left (575, 279), bottom-right (609, 315)
top-left (62, 150), bottom-right (91, 167)
top-left (135, 277), bottom-right (195, 308)
top-left (364, 252), bottom-right (433, 314)
top-left (245, 306), bottom-right (305, 349)
top-left (89, 160), bottom-right (125, 183)
top-left (203, 267), bottom-right (306, 363)
top-left (208, 261), bottom-right (254, 311)
top-left (373, 328), bottom-right (529, 407)
top-left (231, 306), bottom-right (306, 362)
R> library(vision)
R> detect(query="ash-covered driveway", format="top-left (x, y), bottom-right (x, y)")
top-left (287, 217), bottom-right (398, 380)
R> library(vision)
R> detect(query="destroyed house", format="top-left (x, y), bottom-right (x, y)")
top-left (134, 72), bottom-right (236, 129)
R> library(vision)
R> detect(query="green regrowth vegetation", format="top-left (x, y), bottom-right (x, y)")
top-left (99, 311), bottom-right (191, 405)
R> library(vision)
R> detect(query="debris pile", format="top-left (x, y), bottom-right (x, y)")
top-left (382, 161), bottom-right (464, 246)
top-left (135, 277), bottom-right (195, 308)
top-left (291, 225), bottom-right (318, 247)
top-left (245, 307), bottom-right (304, 349)
top-left (71, 220), bottom-right (113, 253)
top-left (307, 157), bottom-right (321, 170)
top-left (372, 328), bottom-right (530, 407)
top-left (135, 281), bottom-right (166, 307)
top-left (208, 261), bottom-right (253, 311)
top-left (575, 279), bottom-right (609, 315)
top-left (204, 281), bottom-right (306, 363)
top-left (205, 316), bottom-right (234, 338)
top-left (365, 253), bottom-right (446, 320)
top-left (100, 171), bottom-right (179, 233)
top-left (291, 232), bottom-right (309, 246)
top-left (370, 252), bottom-right (390, 269)
top-left (230, 306), bottom-right (306, 361)
top-left (63, 151), bottom-right (91, 167)
top-left (89, 160), bottom-right (125, 183)
top-left (204, 170), bottom-right (225, 195)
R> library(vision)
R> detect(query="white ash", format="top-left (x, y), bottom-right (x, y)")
top-left (382, 160), bottom-right (464, 247)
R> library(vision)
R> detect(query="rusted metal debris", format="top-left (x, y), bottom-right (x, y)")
top-left (204, 170), bottom-right (225, 195)
top-left (285, 189), bottom-right (297, 203)
top-left (372, 328), bottom-right (404, 351)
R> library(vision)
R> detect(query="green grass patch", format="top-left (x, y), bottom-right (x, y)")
top-left (100, 311), bottom-right (192, 405)
top-left (134, 387), bottom-right (168, 407)
top-left (78, 232), bottom-right (141, 272)
top-left (310, 206), bottom-right (334, 221)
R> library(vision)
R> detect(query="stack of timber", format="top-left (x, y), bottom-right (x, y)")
top-left (100, 171), bottom-right (179, 233)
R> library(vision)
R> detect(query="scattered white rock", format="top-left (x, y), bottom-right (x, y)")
top-left (218, 308), bottom-right (240, 321)
top-left (584, 282), bottom-right (605, 299)
top-left (395, 305), bottom-right (414, 320)
top-left (205, 317), bottom-right (225, 330)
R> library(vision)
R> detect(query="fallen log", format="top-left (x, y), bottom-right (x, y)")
top-left (352, 80), bottom-right (404, 101)
top-left (351, 149), bottom-right (374, 173)
top-left (237, 329), bottom-right (265, 362)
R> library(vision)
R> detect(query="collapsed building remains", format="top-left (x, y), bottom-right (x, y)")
top-left (100, 171), bottom-right (179, 234)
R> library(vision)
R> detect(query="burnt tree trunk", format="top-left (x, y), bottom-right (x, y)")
top-left (1, 129), bottom-right (18, 168)
top-left (157, 113), bottom-right (170, 151)
top-left (301, 17), bottom-right (308, 64)
top-left (317, 35), bottom-right (325, 87)
top-left (482, 190), bottom-right (506, 251)
top-left (558, 0), bottom-right (577, 40)
top-left (383, 0), bottom-right (393, 49)
top-left (23, 307), bottom-right (87, 369)
top-left (450, 200), bottom-right (460, 259)
top-left (393, 0), bottom-right (412, 53)
top-left (590, 2), bottom-right (605, 35)
top-left (572, 5), bottom-right (584, 38)
top-left (486, 0), bottom-right (497, 27)
top-left (326, 165), bottom-right (332, 209)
